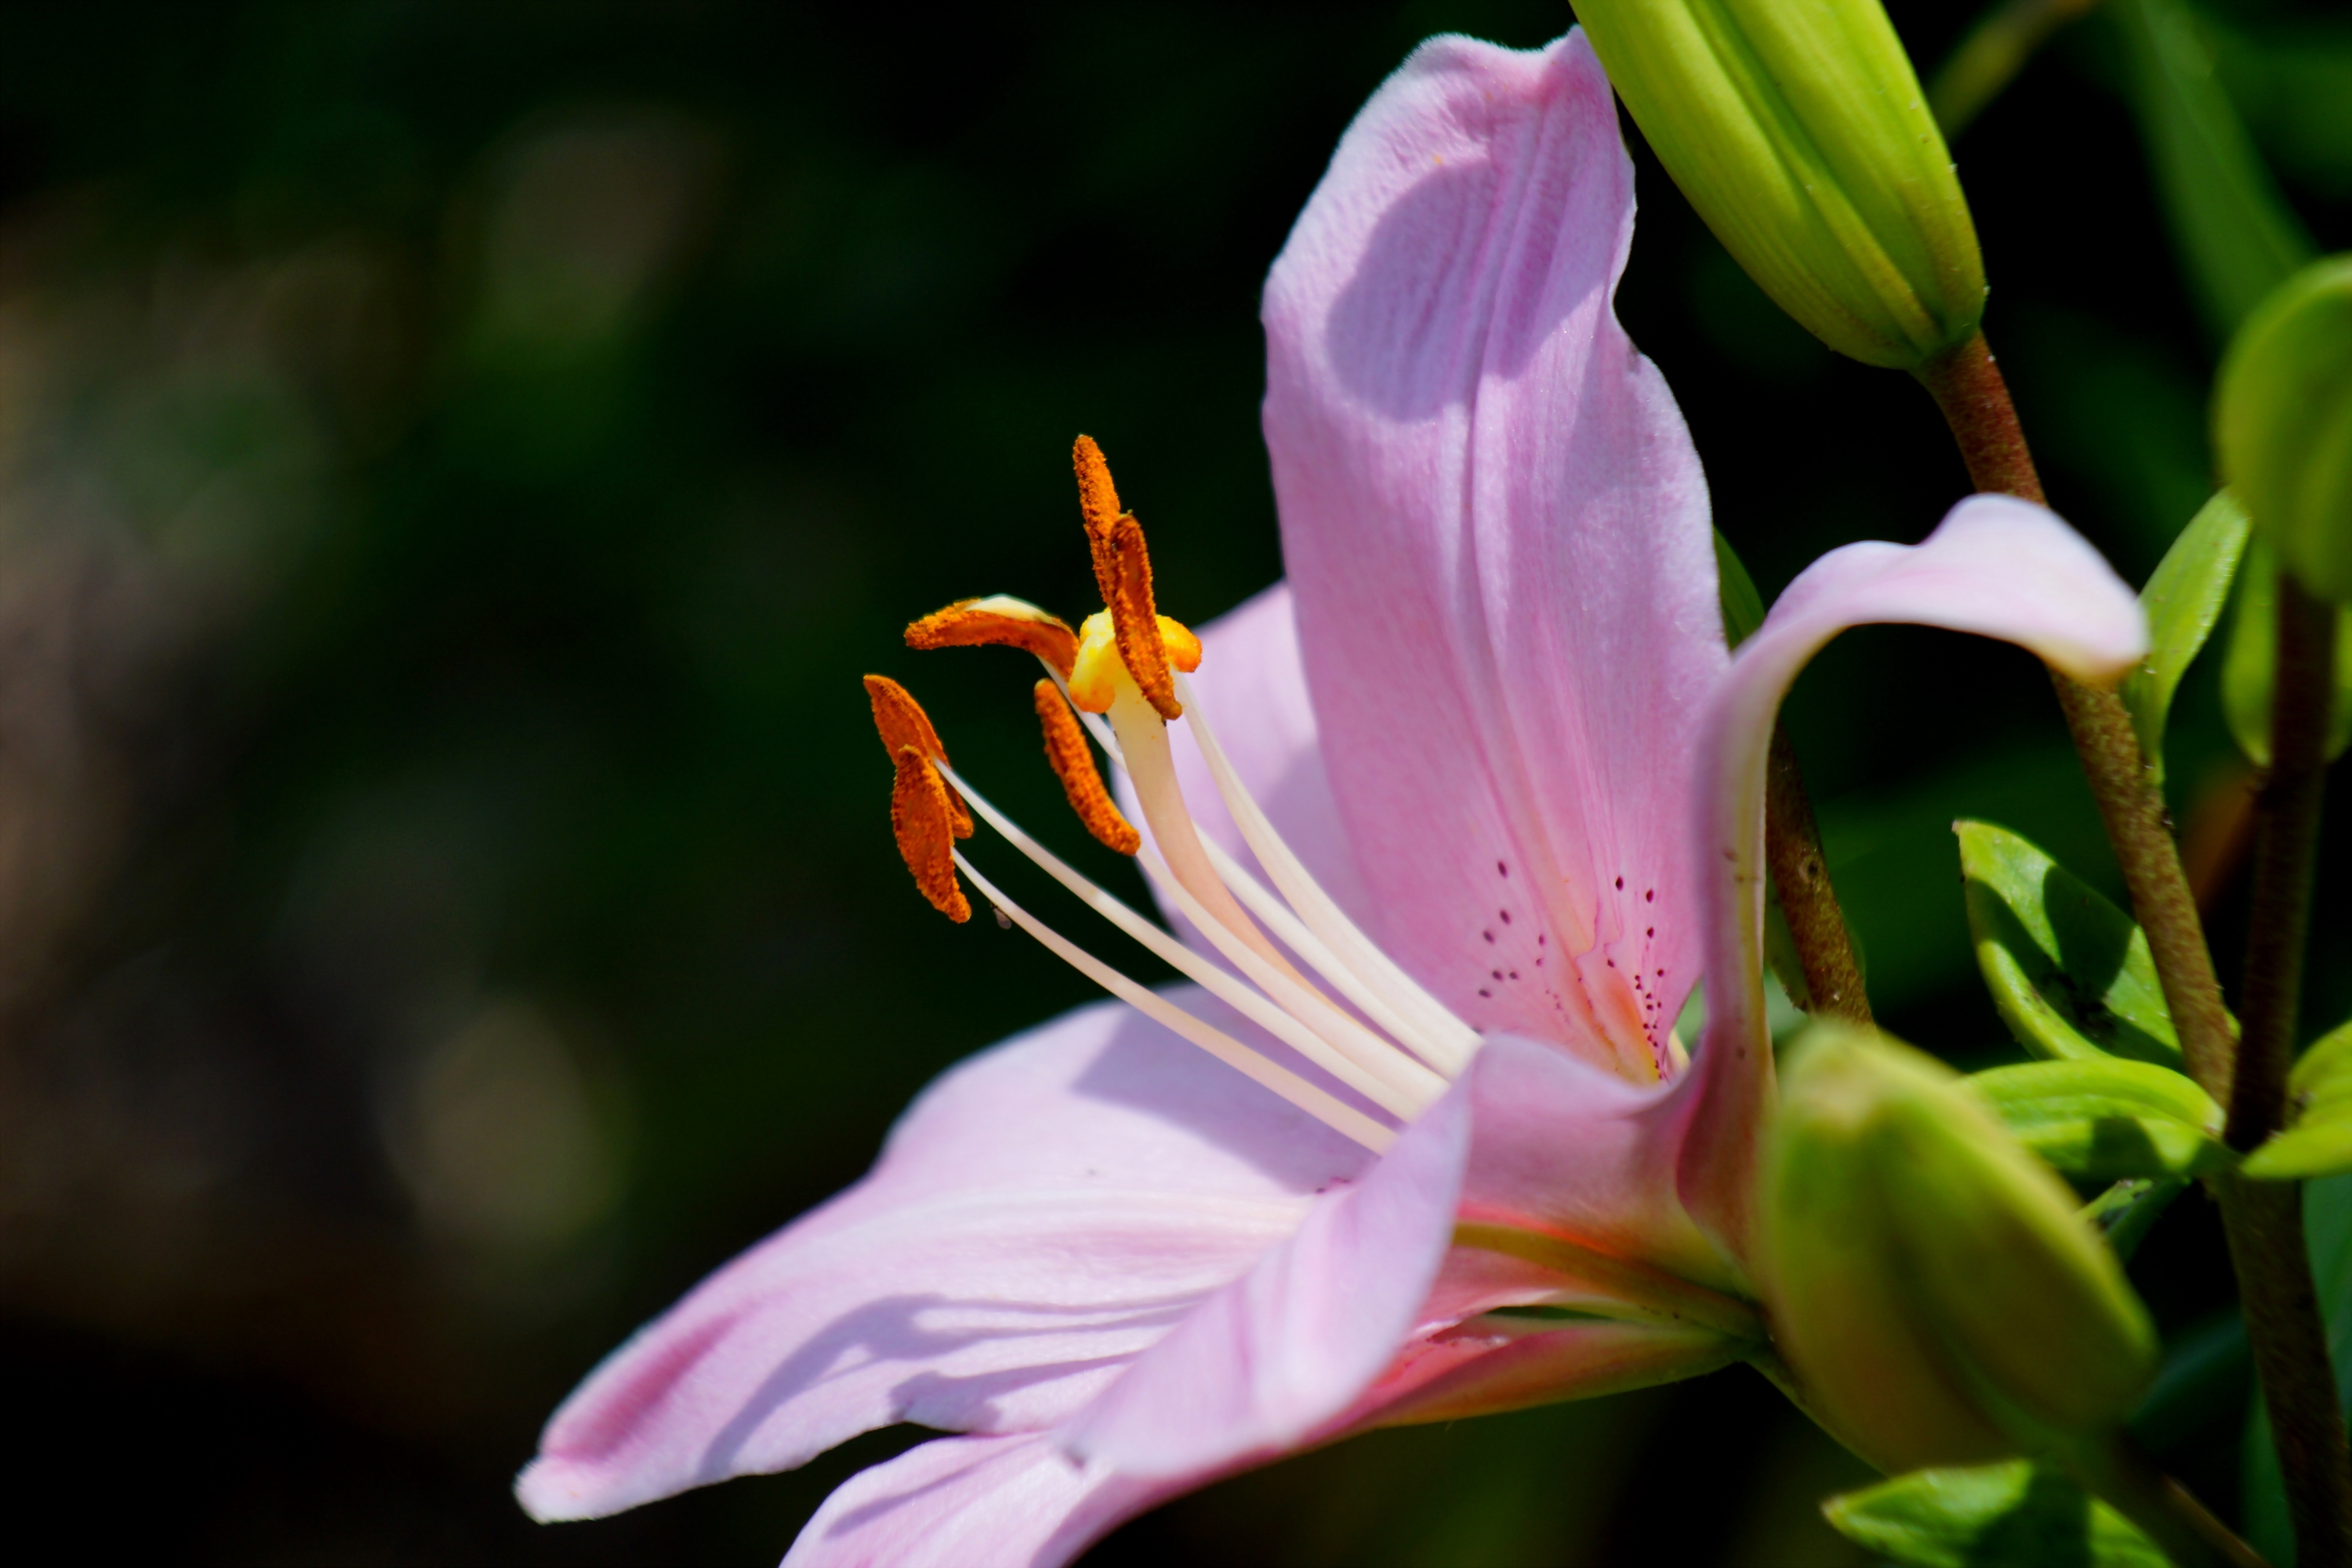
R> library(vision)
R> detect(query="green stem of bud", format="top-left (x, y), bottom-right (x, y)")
top-left (1919, 325), bottom-right (2352, 1568)
top-left (2231, 571), bottom-right (2338, 1148)
top-left (2069, 1431), bottom-right (2271, 1568)
top-left (1764, 725), bottom-right (1871, 1025)
top-left (2223, 570), bottom-right (2352, 1565)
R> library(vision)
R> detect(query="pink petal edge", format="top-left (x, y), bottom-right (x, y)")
top-left (1674, 493), bottom-right (2148, 1261)
top-left (517, 990), bottom-right (1370, 1522)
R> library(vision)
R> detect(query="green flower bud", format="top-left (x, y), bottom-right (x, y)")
top-left (2216, 255), bottom-right (2352, 604)
top-left (1762, 1026), bottom-right (2158, 1474)
top-left (1570, 0), bottom-right (1986, 369)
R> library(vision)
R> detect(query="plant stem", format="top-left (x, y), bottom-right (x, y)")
top-left (2229, 572), bottom-right (2337, 1149)
top-left (2220, 569), bottom-right (2350, 1564)
top-left (1915, 332), bottom-right (2238, 1100)
top-left (2218, 1174), bottom-right (2352, 1566)
top-left (1764, 725), bottom-right (1871, 1025)
top-left (1916, 327), bottom-right (2352, 1567)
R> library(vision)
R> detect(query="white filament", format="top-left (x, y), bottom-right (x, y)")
top-left (951, 851), bottom-right (1394, 1152)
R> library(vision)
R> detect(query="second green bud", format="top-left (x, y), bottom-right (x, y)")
top-left (2217, 256), bottom-right (2352, 604)
top-left (1571, 0), bottom-right (1985, 370)
top-left (1762, 1025), bottom-right (2157, 1472)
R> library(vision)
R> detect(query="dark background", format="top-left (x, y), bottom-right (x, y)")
top-left (0, 1), bottom-right (2345, 1562)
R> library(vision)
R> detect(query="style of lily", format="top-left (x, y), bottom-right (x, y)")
top-left (517, 31), bottom-right (2148, 1566)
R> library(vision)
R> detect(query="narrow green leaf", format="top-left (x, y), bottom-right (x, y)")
top-left (1824, 1461), bottom-right (2165, 1567)
top-left (2084, 1178), bottom-right (2187, 1263)
top-left (2242, 1018), bottom-right (2352, 1179)
top-left (1972, 1058), bottom-right (2227, 1181)
top-left (1956, 821), bottom-right (2183, 1066)
top-left (1929, 0), bottom-right (2099, 139)
top-left (2114, 0), bottom-right (2317, 339)
top-left (2118, 488), bottom-right (2251, 783)
top-left (2221, 536), bottom-right (2352, 768)
top-left (1714, 529), bottom-right (1766, 648)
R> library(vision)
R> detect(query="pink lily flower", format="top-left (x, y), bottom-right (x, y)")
top-left (516, 31), bottom-right (2147, 1566)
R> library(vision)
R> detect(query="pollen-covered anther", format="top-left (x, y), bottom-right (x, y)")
top-left (1067, 436), bottom-right (1193, 721)
top-left (1034, 679), bottom-right (1141, 855)
top-left (903, 595), bottom-right (1078, 677)
top-left (866, 673), bottom-right (971, 837)
top-left (890, 744), bottom-right (971, 923)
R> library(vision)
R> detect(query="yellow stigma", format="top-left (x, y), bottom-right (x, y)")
top-left (1067, 608), bottom-right (1201, 714)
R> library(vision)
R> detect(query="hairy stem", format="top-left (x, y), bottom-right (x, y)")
top-left (1764, 725), bottom-right (1871, 1025)
top-left (1917, 328), bottom-right (2350, 1566)
top-left (1915, 332), bottom-right (2237, 1098)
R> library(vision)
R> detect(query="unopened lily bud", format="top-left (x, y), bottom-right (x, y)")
top-left (1762, 1025), bottom-right (2157, 1473)
top-left (2216, 255), bottom-right (2352, 604)
top-left (1570, 0), bottom-right (1985, 369)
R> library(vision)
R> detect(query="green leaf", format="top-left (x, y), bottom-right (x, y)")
top-left (1823, 1461), bottom-right (2165, 1567)
top-left (1971, 1058), bottom-right (2227, 1181)
top-left (2118, 488), bottom-right (2251, 783)
top-left (2243, 1018), bottom-right (2352, 1179)
top-left (1956, 821), bottom-right (2183, 1067)
top-left (2221, 536), bottom-right (2352, 768)
top-left (2113, 0), bottom-right (2317, 339)
top-left (1714, 528), bottom-right (1766, 648)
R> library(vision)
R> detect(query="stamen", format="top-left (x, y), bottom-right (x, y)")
top-left (905, 596), bottom-right (1078, 677)
top-left (949, 848), bottom-right (1394, 1152)
top-left (866, 673), bottom-right (972, 838)
top-left (938, 760), bottom-right (1436, 1118)
top-left (1068, 436), bottom-right (1185, 720)
top-left (1174, 672), bottom-right (1480, 1072)
top-left (891, 745), bottom-right (970, 922)
top-left (1073, 434), bottom-right (1124, 603)
top-left (1034, 680), bottom-right (1141, 854)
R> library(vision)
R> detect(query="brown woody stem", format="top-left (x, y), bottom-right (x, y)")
top-left (1765, 724), bottom-right (1871, 1025)
top-left (1916, 327), bottom-right (2351, 1567)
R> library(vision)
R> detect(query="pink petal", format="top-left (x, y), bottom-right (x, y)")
top-left (1446, 1034), bottom-right (1730, 1294)
top-left (782, 1432), bottom-right (1189, 1568)
top-left (518, 991), bottom-right (1370, 1522)
top-left (1060, 1057), bottom-right (1473, 1478)
top-left (1675, 495), bottom-right (2149, 1260)
top-left (1262, 30), bottom-right (1724, 1080)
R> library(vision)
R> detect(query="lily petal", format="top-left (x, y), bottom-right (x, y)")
top-left (782, 1432), bottom-right (1186, 1568)
top-left (1676, 494), bottom-right (2148, 1262)
top-left (1061, 1056), bottom-right (1472, 1477)
top-left (518, 991), bottom-right (1370, 1522)
top-left (1262, 29), bottom-right (1724, 1079)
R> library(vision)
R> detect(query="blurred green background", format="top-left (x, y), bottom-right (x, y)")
top-left (1, 0), bottom-right (2346, 1562)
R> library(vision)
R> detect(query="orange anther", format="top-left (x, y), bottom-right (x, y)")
top-left (1073, 434), bottom-right (1123, 605)
top-left (904, 596), bottom-right (1079, 677)
top-left (1106, 514), bottom-right (1182, 720)
top-left (890, 744), bottom-right (971, 923)
top-left (866, 674), bottom-right (971, 838)
top-left (1034, 680), bottom-right (1141, 855)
